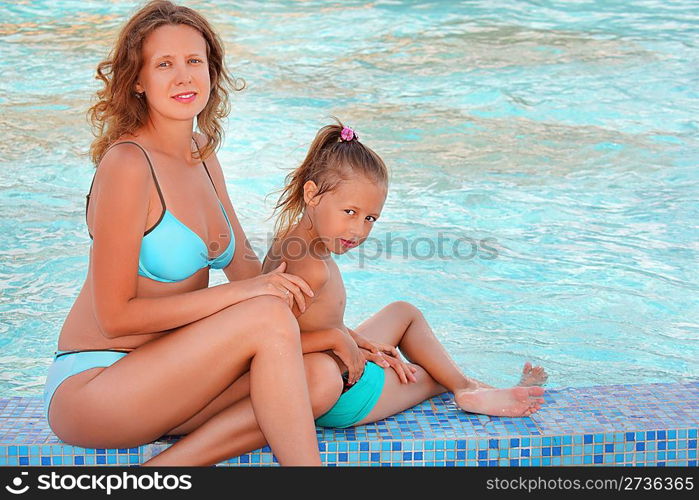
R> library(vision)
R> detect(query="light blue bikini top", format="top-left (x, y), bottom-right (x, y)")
top-left (85, 141), bottom-right (235, 283)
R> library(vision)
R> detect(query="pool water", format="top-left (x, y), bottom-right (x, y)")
top-left (1, 0), bottom-right (697, 395)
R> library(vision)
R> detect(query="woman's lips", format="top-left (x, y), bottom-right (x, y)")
top-left (172, 92), bottom-right (197, 103)
top-left (340, 239), bottom-right (357, 248)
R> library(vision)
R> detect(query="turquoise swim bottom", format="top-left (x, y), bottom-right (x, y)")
top-left (315, 361), bottom-right (386, 428)
top-left (43, 350), bottom-right (129, 423)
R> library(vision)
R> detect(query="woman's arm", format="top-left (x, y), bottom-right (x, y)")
top-left (100, 281), bottom-right (263, 339)
top-left (88, 144), bottom-right (300, 339)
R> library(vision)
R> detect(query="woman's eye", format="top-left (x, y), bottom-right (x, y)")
top-left (189, 58), bottom-right (203, 64)
top-left (366, 216), bottom-right (377, 222)
top-left (344, 209), bottom-right (356, 215)
top-left (157, 61), bottom-right (170, 68)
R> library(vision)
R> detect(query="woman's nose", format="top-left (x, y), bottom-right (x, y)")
top-left (175, 63), bottom-right (192, 85)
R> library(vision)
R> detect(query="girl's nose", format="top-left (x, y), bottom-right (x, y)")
top-left (350, 221), bottom-right (364, 238)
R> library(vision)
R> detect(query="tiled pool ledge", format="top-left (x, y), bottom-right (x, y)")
top-left (1, 381), bottom-right (698, 466)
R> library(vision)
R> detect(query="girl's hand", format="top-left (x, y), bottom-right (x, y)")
top-left (348, 329), bottom-right (399, 363)
top-left (360, 348), bottom-right (418, 384)
top-left (331, 329), bottom-right (365, 385)
top-left (247, 262), bottom-right (314, 312)
top-left (348, 328), bottom-right (417, 383)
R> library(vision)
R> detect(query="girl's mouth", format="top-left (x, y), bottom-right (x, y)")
top-left (172, 92), bottom-right (197, 103)
top-left (340, 239), bottom-right (357, 248)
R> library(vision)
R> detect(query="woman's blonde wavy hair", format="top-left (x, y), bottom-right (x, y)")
top-left (87, 0), bottom-right (243, 166)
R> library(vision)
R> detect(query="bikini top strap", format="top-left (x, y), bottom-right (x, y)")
top-left (85, 141), bottom-right (167, 239)
top-left (192, 136), bottom-right (219, 197)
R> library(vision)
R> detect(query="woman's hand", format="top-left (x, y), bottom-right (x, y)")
top-left (349, 329), bottom-right (417, 384)
top-left (331, 329), bottom-right (365, 385)
top-left (245, 262), bottom-right (314, 312)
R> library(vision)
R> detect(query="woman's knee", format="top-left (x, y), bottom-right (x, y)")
top-left (303, 353), bottom-right (342, 416)
top-left (223, 296), bottom-right (300, 347)
top-left (247, 296), bottom-right (298, 331)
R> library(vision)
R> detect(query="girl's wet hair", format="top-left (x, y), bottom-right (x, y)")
top-left (273, 118), bottom-right (389, 238)
top-left (87, 0), bottom-right (244, 165)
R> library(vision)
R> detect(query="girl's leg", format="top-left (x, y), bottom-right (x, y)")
top-left (143, 353), bottom-right (343, 466)
top-left (354, 301), bottom-right (489, 391)
top-left (356, 364), bottom-right (444, 425)
top-left (49, 296), bottom-right (321, 465)
top-left (353, 301), bottom-right (545, 417)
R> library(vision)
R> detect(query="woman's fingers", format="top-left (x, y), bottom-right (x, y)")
top-left (270, 261), bottom-right (286, 273)
top-left (273, 285), bottom-right (293, 309)
top-left (272, 275), bottom-right (306, 312)
top-left (280, 272), bottom-right (315, 298)
top-left (263, 263), bottom-right (315, 312)
top-left (285, 283), bottom-right (306, 312)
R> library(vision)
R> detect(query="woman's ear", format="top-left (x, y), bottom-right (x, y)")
top-left (134, 82), bottom-right (144, 94)
top-left (303, 180), bottom-right (320, 206)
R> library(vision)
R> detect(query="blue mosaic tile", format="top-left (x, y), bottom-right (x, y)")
top-left (2, 382), bottom-right (699, 466)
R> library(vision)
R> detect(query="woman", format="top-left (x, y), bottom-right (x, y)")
top-left (44, 0), bottom-right (337, 466)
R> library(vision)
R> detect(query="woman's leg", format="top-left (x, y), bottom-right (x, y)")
top-left (142, 353), bottom-right (343, 466)
top-left (49, 296), bottom-right (321, 465)
top-left (353, 301), bottom-right (545, 417)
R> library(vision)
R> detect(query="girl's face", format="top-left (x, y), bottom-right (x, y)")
top-left (305, 173), bottom-right (387, 255)
top-left (136, 24), bottom-right (211, 123)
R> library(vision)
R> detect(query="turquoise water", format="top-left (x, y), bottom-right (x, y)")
top-left (1, 0), bottom-right (697, 396)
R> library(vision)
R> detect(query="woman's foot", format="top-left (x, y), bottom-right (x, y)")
top-left (518, 362), bottom-right (548, 386)
top-left (454, 386), bottom-right (545, 417)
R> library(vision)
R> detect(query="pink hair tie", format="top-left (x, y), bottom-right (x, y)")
top-left (340, 126), bottom-right (358, 142)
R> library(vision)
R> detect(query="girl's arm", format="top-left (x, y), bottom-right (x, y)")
top-left (300, 328), bottom-right (344, 354)
top-left (301, 327), bottom-right (365, 384)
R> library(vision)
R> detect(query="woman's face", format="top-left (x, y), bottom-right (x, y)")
top-left (136, 24), bottom-right (211, 122)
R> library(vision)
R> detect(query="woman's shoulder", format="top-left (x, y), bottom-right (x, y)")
top-left (100, 135), bottom-right (151, 163)
top-left (94, 139), bottom-right (153, 190)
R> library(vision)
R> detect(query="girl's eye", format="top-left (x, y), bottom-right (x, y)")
top-left (189, 58), bottom-right (203, 64)
top-left (344, 209), bottom-right (356, 215)
top-left (157, 61), bottom-right (170, 68)
top-left (366, 216), bottom-right (377, 222)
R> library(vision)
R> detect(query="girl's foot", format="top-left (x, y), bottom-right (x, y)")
top-left (518, 362), bottom-right (548, 386)
top-left (454, 386), bottom-right (545, 417)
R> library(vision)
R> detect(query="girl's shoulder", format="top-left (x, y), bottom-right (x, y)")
top-left (287, 253), bottom-right (329, 292)
top-left (265, 233), bottom-right (330, 291)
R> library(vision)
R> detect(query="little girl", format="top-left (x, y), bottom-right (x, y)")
top-left (262, 120), bottom-right (547, 428)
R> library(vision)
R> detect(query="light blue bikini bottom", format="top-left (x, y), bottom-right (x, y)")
top-left (43, 350), bottom-right (129, 423)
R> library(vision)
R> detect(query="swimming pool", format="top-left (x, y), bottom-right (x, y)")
top-left (1, 0), bottom-right (697, 396)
